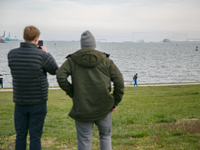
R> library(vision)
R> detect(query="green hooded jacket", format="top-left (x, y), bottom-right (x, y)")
top-left (56, 47), bottom-right (124, 121)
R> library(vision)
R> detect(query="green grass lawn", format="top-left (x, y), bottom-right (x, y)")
top-left (0, 85), bottom-right (200, 150)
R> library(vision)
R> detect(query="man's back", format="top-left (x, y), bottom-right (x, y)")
top-left (8, 42), bottom-right (58, 105)
top-left (57, 47), bottom-right (124, 121)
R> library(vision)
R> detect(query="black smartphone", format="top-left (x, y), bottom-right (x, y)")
top-left (38, 40), bottom-right (43, 46)
top-left (37, 40), bottom-right (43, 49)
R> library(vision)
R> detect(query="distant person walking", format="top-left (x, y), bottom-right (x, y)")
top-left (8, 25), bottom-right (58, 150)
top-left (0, 74), bottom-right (4, 89)
top-left (56, 30), bottom-right (124, 150)
top-left (133, 73), bottom-right (138, 87)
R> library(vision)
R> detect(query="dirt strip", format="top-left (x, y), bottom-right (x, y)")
top-left (1, 82), bottom-right (200, 92)
top-left (125, 82), bottom-right (200, 87)
top-left (0, 87), bottom-right (61, 92)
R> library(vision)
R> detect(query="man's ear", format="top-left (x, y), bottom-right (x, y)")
top-left (34, 36), bottom-right (39, 44)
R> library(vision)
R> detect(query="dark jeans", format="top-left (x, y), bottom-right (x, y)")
top-left (0, 79), bottom-right (3, 89)
top-left (14, 102), bottom-right (47, 150)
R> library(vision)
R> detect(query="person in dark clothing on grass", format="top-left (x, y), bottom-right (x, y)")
top-left (0, 74), bottom-right (4, 89)
top-left (8, 25), bottom-right (58, 150)
top-left (133, 73), bottom-right (138, 87)
top-left (56, 30), bottom-right (124, 150)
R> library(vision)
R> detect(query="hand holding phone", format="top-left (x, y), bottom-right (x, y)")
top-left (37, 40), bottom-right (47, 52)
top-left (41, 46), bottom-right (47, 52)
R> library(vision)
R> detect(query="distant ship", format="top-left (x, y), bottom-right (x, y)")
top-left (0, 37), bottom-right (5, 43)
top-left (163, 38), bottom-right (170, 43)
top-left (5, 32), bottom-right (18, 41)
top-left (0, 31), bottom-right (5, 43)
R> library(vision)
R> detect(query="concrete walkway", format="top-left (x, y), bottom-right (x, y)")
top-left (125, 82), bottom-right (200, 87)
top-left (0, 87), bottom-right (61, 92)
top-left (1, 82), bottom-right (200, 92)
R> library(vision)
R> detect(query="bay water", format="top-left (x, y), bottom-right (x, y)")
top-left (0, 41), bottom-right (200, 88)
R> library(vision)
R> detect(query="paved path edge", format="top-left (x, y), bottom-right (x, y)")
top-left (1, 82), bottom-right (200, 92)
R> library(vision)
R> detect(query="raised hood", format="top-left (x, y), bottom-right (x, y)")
top-left (67, 48), bottom-right (109, 68)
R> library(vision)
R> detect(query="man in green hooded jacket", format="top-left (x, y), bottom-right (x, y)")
top-left (56, 30), bottom-right (124, 150)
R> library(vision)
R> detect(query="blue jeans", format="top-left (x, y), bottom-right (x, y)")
top-left (75, 112), bottom-right (112, 150)
top-left (14, 102), bottom-right (47, 150)
top-left (134, 79), bottom-right (137, 86)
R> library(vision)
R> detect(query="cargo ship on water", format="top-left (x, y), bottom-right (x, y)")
top-left (5, 32), bottom-right (18, 41)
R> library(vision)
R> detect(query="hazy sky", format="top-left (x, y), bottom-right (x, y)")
top-left (0, 0), bottom-right (200, 42)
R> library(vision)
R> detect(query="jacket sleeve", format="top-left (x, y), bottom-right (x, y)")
top-left (56, 59), bottom-right (74, 98)
top-left (109, 60), bottom-right (124, 106)
top-left (42, 53), bottom-right (58, 75)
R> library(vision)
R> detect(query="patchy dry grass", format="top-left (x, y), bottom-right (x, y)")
top-left (160, 120), bottom-right (200, 134)
top-left (0, 136), bottom-right (76, 150)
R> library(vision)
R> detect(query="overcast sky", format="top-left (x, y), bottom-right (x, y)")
top-left (0, 0), bottom-right (200, 42)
